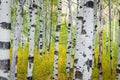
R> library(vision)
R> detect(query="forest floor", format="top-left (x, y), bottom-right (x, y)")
top-left (10, 43), bottom-right (118, 80)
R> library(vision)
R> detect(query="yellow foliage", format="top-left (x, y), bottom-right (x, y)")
top-left (10, 44), bottom-right (117, 80)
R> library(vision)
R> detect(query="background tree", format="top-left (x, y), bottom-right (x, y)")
top-left (53, 0), bottom-right (62, 79)
top-left (10, 0), bottom-right (25, 80)
top-left (27, 0), bottom-right (37, 79)
top-left (98, 0), bottom-right (103, 80)
top-left (108, 0), bottom-right (113, 74)
top-left (38, 0), bottom-right (44, 56)
top-left (66, 0), bottom-right (72, 73)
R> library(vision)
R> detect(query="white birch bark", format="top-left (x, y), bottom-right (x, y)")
top-left (66, 0), bottom-right (72, 73)
top-left (10, 0), bottom-right (24, 80)
top-left (74, 0), bottom-right (94, 80)
top-left (27, 0), bottom-right (37, 79)
top-left (0, 0), bottom-right (11, 79)
top-left (82, 0), bottom-right (94, 80)
top-left (53, 0), bottom-right (62, 79)
top-left (38, 0), bottom-right (43, 56)
top-left (74, 0), bottom-right (84, 79)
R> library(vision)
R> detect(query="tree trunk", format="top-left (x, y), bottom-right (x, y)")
top-left (26, 0), bottom-right (31, 43)
top-left (66, 0), bottom-right (72, 73)
top-left (113, 10), bottom-right (116, 43)
top-left (0, 0), bottom-right (11, 79)
top-left (43, 2), bottom-right (47, 54)
top-left (38, 0), bottom-right (43, 56)
top-left (47, 0), bottom-right (51, 52)
top-left (74, 0), bottom-right (84, 79)
top-left (92, 0), bottom-right (98, 68)
top-left (98, 1), bottom-right (103, 80)
top-left (82, 0), bottom-right (94, 79)
top-left (10, 0), bottom-right (25, 80)
top-left (53, 0), bottom-right (62, 79)
top-left (116, 11), bottom-right (120, 80)
top-left (106, 17), bottom-right (109, 53)
top-left (27, 0), bottom-right (37, 79)
top-left (74, 0), bottom-right (94, 80)
top-left (108, 0), bottom-right (113, 74)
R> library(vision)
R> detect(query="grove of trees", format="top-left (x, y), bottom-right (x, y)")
top-left (0, 0), bottom-right (120, 80)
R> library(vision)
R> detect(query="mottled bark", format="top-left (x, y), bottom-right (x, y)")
top-left (74, 0), bottom-right (94, 80)
top-left (27, 0), bottom-right (37, 79)
top-left (66, 0), bottom-right (72, 73)
top-left (0, 0), bottom-right (11, 80)
top-left (53, 0), bottom-right (62, 79)
top-left (38, 0), bottom-right (43, 56)
top-left (74, 0), bottom-right (84, 80)
top-left (82, 1), bottom-right (94, 80)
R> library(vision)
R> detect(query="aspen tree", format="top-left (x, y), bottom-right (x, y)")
top-left (0, 0), bottom-right (11, 79)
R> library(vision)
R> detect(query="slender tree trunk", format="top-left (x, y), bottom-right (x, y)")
top-left (73, 1), bottom-right (80, 79)
top-left (45, 2), bottom-right (48, 53)
top-left (27, 0), bottom-right (37, 79)
top-left (106, 17), bottom-right (109, 53)
top-left (108, 0), bottom-right (113, 74)
top-left (53, 0), bottom-right (62, 79)
top-left (11, 0), bottom-right (17, 46)
top-left (38, 0), bottom-right (43, 56)
top-left (92, 0), bottom-right (98, 68)
top-left (47, 0), bottom-right (51, 52)
top-left (74, 0), bottom-right (84, 79)
top-left (43, 2), bottom-right (47, 54)
top-left (116, 11), bottom-right (120, 80)
top-left (66, 0), bottom-right (72, 73)
top-left (0, 0), bottom-right (11, 79)
top-left (21, 23), bottom-right (24, 52)
top-left (27, 0), bottom-right (31, 43)
top-left (113, 10), bottom-right (116, 43)
top-left (98, 1), bottom-right (103, 80)
top-left (10, 0), bottom-right (25, 80)
top-left (50, 0), bottom-right (53, 48)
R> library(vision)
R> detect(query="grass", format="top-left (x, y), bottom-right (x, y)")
top-left (10, 42), bottom-right (118, 80)
top-left (10, 44), bottom-right (67, 80)
top-left (92, 43), bottom-right (118, 80)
